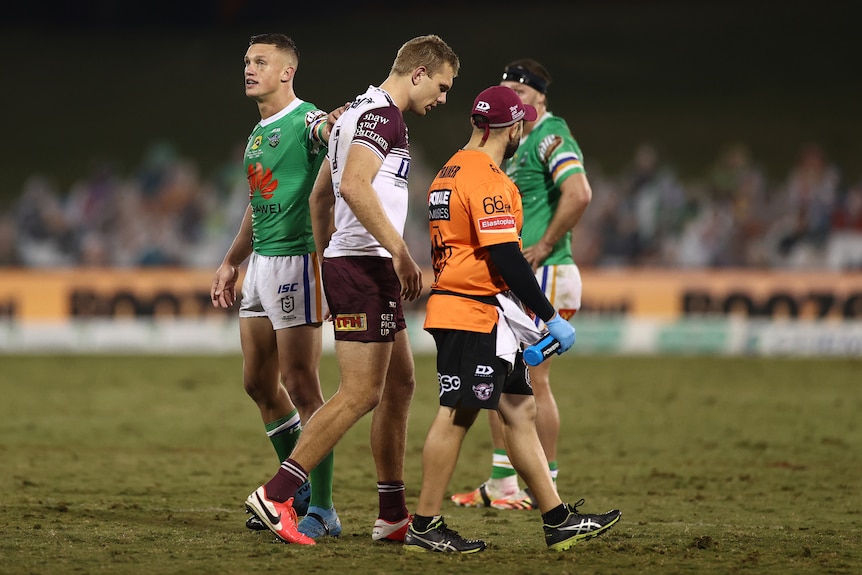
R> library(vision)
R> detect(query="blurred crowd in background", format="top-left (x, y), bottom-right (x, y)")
top-left (1, 140), bottom-right (861, 271)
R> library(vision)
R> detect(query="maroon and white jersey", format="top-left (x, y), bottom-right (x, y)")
top-left (324, 85), bottom-right (410, 258)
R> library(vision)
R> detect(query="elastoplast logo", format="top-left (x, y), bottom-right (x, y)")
top-left (334, 313), bottom-right (367, 331)
top-left (478, 215), bottom-right (516, 232)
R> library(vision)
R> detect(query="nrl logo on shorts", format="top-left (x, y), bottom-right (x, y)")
top-left (281, 297), bottom-right (294, 314)
top-left (472, 382), bottom-right (494, 401)
top-left (334, 313), bottom-right (367, 331)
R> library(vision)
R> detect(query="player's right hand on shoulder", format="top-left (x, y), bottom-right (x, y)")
top-left (546, 313), bottom-right (576, 353)
top-left (328, 101), bottom-right (351, 123)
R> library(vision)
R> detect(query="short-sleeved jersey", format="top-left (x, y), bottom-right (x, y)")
top-left (245, 99), bottom-right (328, 256)
top-left (325, 86), bottom-right (410, 258)
top-left (425, 149), bottom-right (523, 333)
top-left (504, 112), bottom-right (584, 265)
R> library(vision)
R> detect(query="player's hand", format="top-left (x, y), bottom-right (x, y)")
top-left (393, 252), bottom-right (423, 302)
top-left (211, 264), bottom-right (239, 308)
top-left (320, 102), bottom-right (350, 143)
top-left (522, 241), bottom-right (552, 272)
top-left (546, 312), bottom-right (576, 353)
top-left (327, 101), bottom-right (351, 124)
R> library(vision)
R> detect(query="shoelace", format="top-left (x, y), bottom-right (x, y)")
top-left (569, 498), bottom-right (586, 514)
top-left (287, 498), bottom-right (299, 523)
top-left (434, 520), bottom-right (482, 544)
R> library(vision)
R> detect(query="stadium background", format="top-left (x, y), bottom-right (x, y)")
top-left (1, 0), bottom-right (860, 355)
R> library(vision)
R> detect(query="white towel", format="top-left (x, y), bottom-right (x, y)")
top-left (495, 292), bottom-right (543, 365)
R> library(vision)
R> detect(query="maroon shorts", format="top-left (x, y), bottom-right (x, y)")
top-left (322, 255), bottom-right (406, 343)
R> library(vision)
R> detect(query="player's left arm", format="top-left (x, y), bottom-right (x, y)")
top-left (522, 171), bottom-right (592, 270)
top-left (340, 144), bottom-right (423, 301)
top-left (309, 159), bottom-right (336, 260)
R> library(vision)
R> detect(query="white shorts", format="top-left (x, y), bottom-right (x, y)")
top-left (534, 263), bottom-right (582, 326)
top-left (239, 252), bottom-right (328, 330)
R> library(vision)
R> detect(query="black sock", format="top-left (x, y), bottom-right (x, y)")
top-left (411, 514), bottom-right (437, 531)
top-left (542, 503), bottom-right (569, 525)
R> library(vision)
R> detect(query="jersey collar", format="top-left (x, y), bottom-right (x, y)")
top-left (260, 98), bottom-right (306, 127)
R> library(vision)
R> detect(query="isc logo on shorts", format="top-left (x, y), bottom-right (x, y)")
top-left (334, 313), bottom-right (367, 331)
top-left (438, 373), bottom-right (461, 397)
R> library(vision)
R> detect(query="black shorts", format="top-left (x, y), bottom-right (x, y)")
top-left (430, 328), bottom-right (532, 410)
top-left (322, 255), bottom-right (406, 343)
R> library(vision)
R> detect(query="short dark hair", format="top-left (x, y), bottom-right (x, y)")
top-left (249, 33), bottom-right (299, 61)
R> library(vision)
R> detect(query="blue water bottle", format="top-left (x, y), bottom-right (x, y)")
top-left (523, 332), bottom-right (563, 366)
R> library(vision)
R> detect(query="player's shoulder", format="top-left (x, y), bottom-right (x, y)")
top-left (298, 101), bottom-right (324, 115)
top-left (351, 86), bottom-right (399, 113)
top-left (295, 99), bottom-right (318, 112)
top-left (296, 102), bottom-right (327, 128)
top-left (532, 115), bottom-right (581, 158)
top-left (537, 113), bottom-right (574, 137)
top-left (265, 100), bottom-right (324, 129)
top-left (456, 150), bottom-right (511, 179)
top-left (356, 101), bottom-right (402, 127)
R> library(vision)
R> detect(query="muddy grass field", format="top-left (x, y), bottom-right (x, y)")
top-left (1, 354), bottom-right (859, 574)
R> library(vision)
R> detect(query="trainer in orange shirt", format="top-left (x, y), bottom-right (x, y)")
top-left (403, 86), bottom-right (621, 554)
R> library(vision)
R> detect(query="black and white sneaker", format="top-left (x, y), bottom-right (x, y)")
top-left (543, 499), bottom-right (621, 551)
top-left (403, 516), bottom-right (486, 553)
top-left (246, 513), bottom-right (267, 531)
top-left (245, 480), bottom-right (311, 531)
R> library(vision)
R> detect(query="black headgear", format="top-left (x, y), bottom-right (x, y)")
top-left (501, 66), bottom-right (548, 94)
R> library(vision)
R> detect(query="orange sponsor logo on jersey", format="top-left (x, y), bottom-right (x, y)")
top-left (334, 313), bottom-right (367, 331)
top-left (248, 162), bottom-right (278, 200)
top-left (478, 215), bottom-right (516, 232)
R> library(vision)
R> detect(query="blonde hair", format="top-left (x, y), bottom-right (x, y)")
top-left (390, 34), bottom-right (460, 78)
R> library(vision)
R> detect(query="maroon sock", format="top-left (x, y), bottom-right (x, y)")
top-left (377, 481), bottom-right (408, 522)
top-left (264, 458), bottom-right (308, 503)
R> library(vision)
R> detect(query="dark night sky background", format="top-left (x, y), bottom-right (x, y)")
top-left (1, 0), bottom-right (858, 201)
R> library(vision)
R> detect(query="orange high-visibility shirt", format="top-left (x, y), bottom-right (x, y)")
top-left (425, 149), bottom-right (523, 333)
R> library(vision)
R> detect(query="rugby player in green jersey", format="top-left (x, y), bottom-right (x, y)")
top-left (210, 33), bottom-right (346, 540)
top-left (451, 58), bottom-right (593, 512)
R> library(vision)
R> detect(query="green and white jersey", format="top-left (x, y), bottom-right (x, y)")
top-left (504, 112), bottom-right (585, 266)
top-left (245, 99), bottom-right (328, 256)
